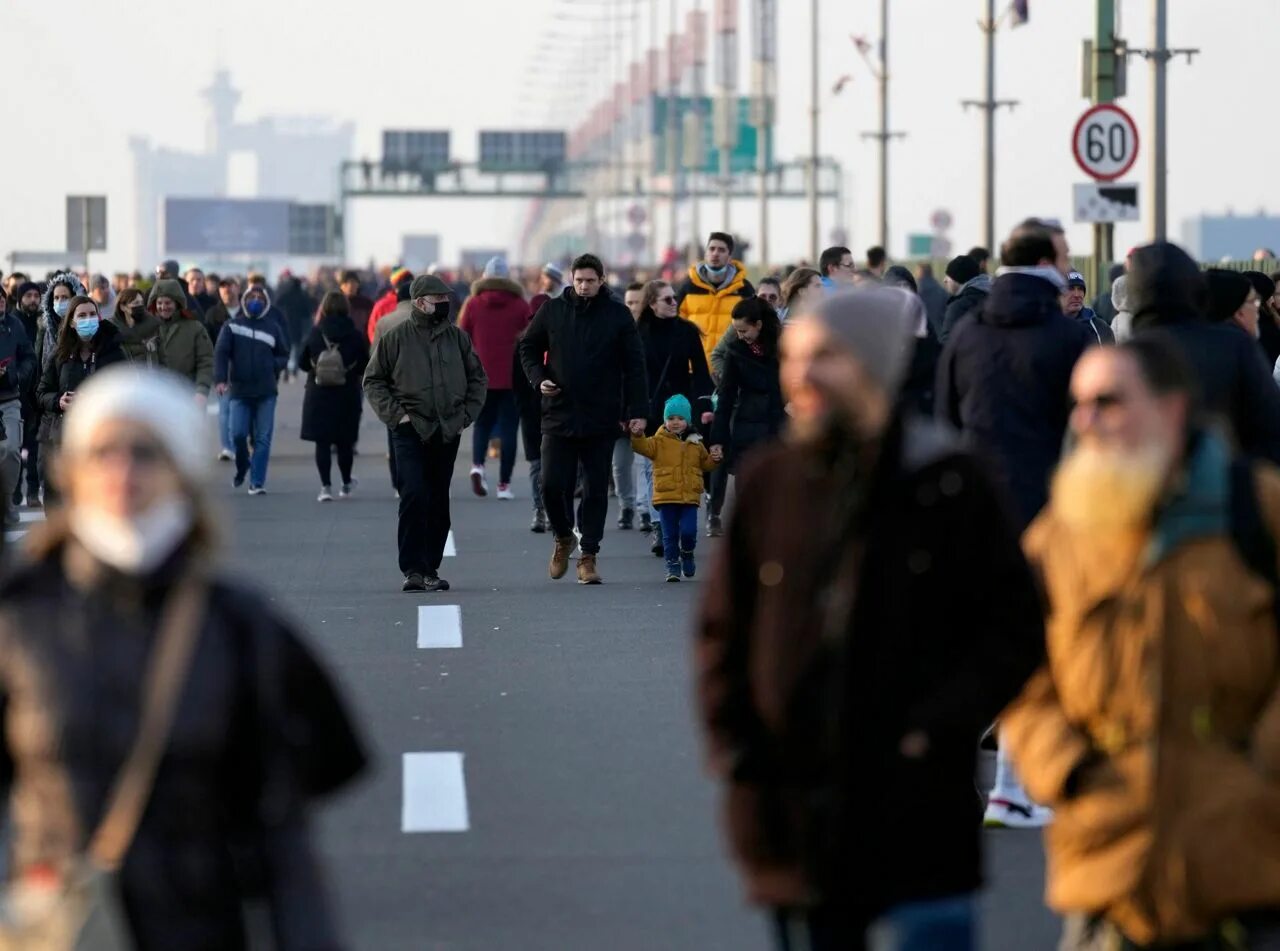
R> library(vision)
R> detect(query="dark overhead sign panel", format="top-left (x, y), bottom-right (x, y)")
top-left (382, 130), bottom-right (451, 174)
top-left (478, 130), bottom-right (566, 173)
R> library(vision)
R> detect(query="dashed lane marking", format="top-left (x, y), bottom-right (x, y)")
top-left (402, 752), bottom-right (469, 833)
top-left (417, 605), bottom-right (463, 649)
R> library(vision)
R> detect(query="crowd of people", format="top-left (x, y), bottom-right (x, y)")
top-left (4, 225), bottom-right (1280, 950)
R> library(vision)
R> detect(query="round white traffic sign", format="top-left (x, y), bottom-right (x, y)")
top-left (1072, 104), bottom-right (1139, 181)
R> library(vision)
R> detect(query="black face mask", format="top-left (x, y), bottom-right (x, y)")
top-left (129, 303), bottom-right (146, 318)
top-left (431, 301), bottom-right (451, 323)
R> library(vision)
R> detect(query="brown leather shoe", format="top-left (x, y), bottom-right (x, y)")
top-left (549, 536), bottom-right (575, 580)
top-left (576, 553), bottom-right (602, 585)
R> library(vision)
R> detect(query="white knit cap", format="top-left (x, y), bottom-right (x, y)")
top-left (808, 286), bottom-right (922, 395)
top-left (61, 367), bottom-right (209, 483)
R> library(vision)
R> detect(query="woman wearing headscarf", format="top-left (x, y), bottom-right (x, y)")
top-left (299, 292), bottom-right (370, 501)
top-left (35, 295), bottom-right (125, 507)
top-left (0, 367), bottom-right (366, 950)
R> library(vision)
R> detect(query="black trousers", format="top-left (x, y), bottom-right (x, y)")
top-left (540, 432), bottom-right (615, 554)
top-left (391, 425), bottom-right (460, 575)
top-left (315, 442), bottom-right (354, 487)
top-left (386, 427), bottom-right (400, 491)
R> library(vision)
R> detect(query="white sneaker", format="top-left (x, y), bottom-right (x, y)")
top-left (470, 466), bottom-right (488, 497)
top-left (248, 486), bottom-right (267, 496)
top-left (217, 449), bottom-right (234, 462)
top-left (340, 479), bottom-right (358, 498)
top-left (497, 483), bottom-right (515, 500)
top-left (318, 487), bottom-right (334, 502)
top-left (983, 797), bottom-right (1053, 829)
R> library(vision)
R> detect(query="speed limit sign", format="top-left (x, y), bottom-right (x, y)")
top-left (1072, 103), bottom-right (1140, 181)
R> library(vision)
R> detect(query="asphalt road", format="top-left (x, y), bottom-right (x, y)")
top-left (216, 382), bottom-right (1059, 950)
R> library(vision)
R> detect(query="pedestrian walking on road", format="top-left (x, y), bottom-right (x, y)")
top-left (1005, 338), bottom-right (1280, 950)
top-left (939, 254), bottom-right (991, 343)
top-left (214, 284), bottom-right (290, 495)
top-left (34, 271), bottom-right (85, 374)
top-left (149, 279), bottom-right (214, 406)
top-left (109, 286), bottom-right (165, 368)
top-left (697, 287), bottom-right (1043, 951)
top-left (0, 366), bottom-right (366, 951)
top-left (36, 295), bottom-right (126, 508)
top-left (511, 344), bottom-right (547, 532)
top-left (708, 297), bottom-right (785, 538)
top-left (630, 394), bottom-right (720, 582)
top-left (13, 280), bottom-right (44, 507)
top-left (677, 232), bottom-right (756, 364)
top-left (936, 217), bottom-right (1092, 829)
top-left (1062, 270), bottom-right (1116, 345)
top-left (458, 256), bottom-right (530, 501)
top-left (636, 279), bottom-right (714, 548)
top-left (364, 274), bottom-right (487, 593)
top-left (300, 291), bottom-right (370, 501)
top-left (0, 289), bottom-right (35, 527)
top-left (518, 253), bottom-right (647, 585)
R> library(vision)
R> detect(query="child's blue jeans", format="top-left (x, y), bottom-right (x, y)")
top-left (658, 504), bottom-right (699, 563)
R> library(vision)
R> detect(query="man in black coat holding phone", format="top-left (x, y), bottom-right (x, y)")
top-left (519, 253), bottom-right (648, 585)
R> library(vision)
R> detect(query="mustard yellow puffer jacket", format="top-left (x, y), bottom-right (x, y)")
top-left (631, 427), bottom-right (719, 506)
top-left (677, 261), bottom-right (755, 364)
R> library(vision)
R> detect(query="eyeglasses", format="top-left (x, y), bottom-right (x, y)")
top-left (84, 441), bottom-right (167, 467)
top-left (656, 295), bottom-right (677, 304)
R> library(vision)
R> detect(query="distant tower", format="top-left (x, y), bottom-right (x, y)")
top-left (201, 69), bottom-right (240, 156)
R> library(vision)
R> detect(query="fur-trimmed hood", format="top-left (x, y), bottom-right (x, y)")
top-left (40, 271), bottom-right (85, 328)
top-left (468, 276), bottom-right (525, 299)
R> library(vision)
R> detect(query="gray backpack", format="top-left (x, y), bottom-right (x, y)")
top-left (314, 336), bottom-right (348, 387)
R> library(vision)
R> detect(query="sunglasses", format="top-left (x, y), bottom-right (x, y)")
top-left (656, 295), bottom-right (677, 304)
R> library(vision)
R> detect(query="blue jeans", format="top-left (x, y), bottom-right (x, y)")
top-left (658, 504), bottom-right (698, 564)
top-left (230, 395), bottom-right (277, 489)
top-left (634, 456), bottom-right (656, 519)
top-left (470, 389), bottom-right (519, 484)
top-left (217, 391), bottom-right (234, 452)
top-left (866, 895), bottom-right (976, 951)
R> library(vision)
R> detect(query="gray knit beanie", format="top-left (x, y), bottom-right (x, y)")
top-left (808, 287), bottom-right (922, 395)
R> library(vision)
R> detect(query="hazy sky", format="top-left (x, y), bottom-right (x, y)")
top-left (1, 0), bottom-right (1274, 270)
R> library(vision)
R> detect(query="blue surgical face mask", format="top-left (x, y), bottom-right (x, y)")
top-left (244, 298), bottom-right (266, 318)
top-left (74, 316), bottom-right (100, 340)
top-left (53, 299), bottom-right (71, 318)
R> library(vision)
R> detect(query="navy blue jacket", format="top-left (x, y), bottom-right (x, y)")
top-left (0, 314), bottom-right (36, 405)
top-left (214, 310), bottom-right (290, 400)
top-left (935, 272), bottom-right (1093, 529)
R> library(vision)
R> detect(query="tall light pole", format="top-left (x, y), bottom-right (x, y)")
top-left (686, 5), bottom-right (707, 263)
top-left (752, 0), bottom-right (776, 270)
top-left (666, 0), bottom-right (680, 258)
top-left (858, 0), bottom-right (907, 254)
top-left (714, 0), bottom-right (739, 232)
top-left (808, 0), bottom-right (819, 263)
top-left (962, 0), bottom-right (1017, 256)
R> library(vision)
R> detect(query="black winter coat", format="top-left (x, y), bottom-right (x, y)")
top-left (0, 537), bottom-right (365, 951)
top-left (637, 313), bottom-right (714, 433)
top-left (511, 345), bottom-right (541, 462)
top-left (518, 287), bottom-right (647, 439)
top-left (901, 334), bottom-right (941, 418)
top-left (697, 414), bottom-right (1044, 916)
top-left (711, 338), bottom-right (784, 465)
top-left (936, 273), bottom-right (1093, 530)
top-left (299, 314), bottom-right (370, 445)
top-left (1128, 242), bottom-right (1280, 464)
top-left (36, 322), bottom-right (126, 445)
top-left (940, 278), bottom-right (991, 343)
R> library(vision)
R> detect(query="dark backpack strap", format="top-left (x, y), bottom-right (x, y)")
top-left (1229, 460), bottom-right (1280, 637)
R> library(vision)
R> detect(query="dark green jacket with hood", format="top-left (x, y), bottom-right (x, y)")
top-left (149, 279), bottom-right (214, 395)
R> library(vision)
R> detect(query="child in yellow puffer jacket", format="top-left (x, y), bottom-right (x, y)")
top-left (631, 394), bottom-right (722, 582)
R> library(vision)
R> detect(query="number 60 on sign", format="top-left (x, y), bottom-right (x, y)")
top-left (1072, 103), bottom-right (1140, 182)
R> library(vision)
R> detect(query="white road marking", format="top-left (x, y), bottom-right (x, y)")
top-left (417, 605), bottom-right (462, 649)
top-left (17, 511), bottom-right (45, 524)
top-left (4, 531), bottom-right (25, 542)
top-left (402, 752), bottom-right (469, 833)
top-left (444, 530), bottom-right (456, 557)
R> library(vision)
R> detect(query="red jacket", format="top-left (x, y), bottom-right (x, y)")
top-left (366, 289), bottom-right (399, 343)
top-left (457, 277), bottom-right (531, 390)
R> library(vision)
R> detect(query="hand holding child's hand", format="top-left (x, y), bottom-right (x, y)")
top-left (710, 445), bottom-right (723, 463)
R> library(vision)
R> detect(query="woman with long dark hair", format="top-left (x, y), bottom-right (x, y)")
top-left (634, 279), bottom-right (713, 552)
top-left (299, 291), bottom-right (370, 501)
top-left (708, 297), bottom-right (785, 533)
top-left (36, 295), bottom-right (125, 505)
top-left (109, 286), bottom-right (165, 368)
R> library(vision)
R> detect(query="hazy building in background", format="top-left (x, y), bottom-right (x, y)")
top-left (129, 70), bottom-right (353, 268)
top-left (1182, 212), bottom-right (1280, 261)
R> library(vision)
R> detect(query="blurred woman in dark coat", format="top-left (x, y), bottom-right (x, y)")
top-left (300, 292), bottom-right (370, 501)
top-left (0, 366), bottom-right (365, 950)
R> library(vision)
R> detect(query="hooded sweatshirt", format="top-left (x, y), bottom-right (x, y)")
top-left (149, 279), bottom-right (214, 395)
top-left (214, 287), bottom-right (291, 400)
